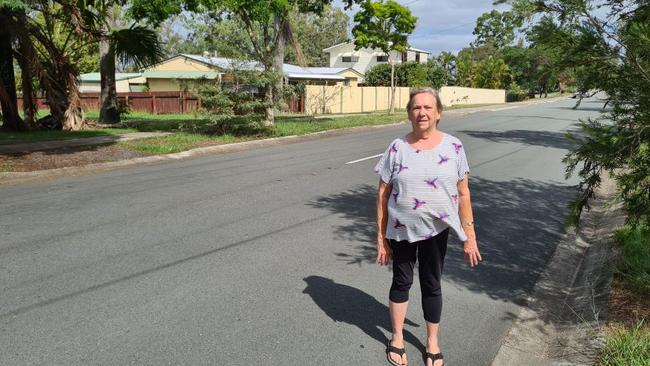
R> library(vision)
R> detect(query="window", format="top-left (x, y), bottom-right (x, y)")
top-left (401, 52), bottom-right (407, 63)
top-left (376, 55), bottom-right (389, 62)
top-left (415, 52), bottom-right (420, 63)
top-left (341, 56), bottom-right (359, 63)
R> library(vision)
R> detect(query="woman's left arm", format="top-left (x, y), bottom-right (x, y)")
top-left (458, 173), bottom-right (482, 267)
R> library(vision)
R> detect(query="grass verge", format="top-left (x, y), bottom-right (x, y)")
top-left (119, 113), bottom-right (407, 154)
top-left (598, 221), bottom-right (650, 366)
top-left (598, 322), bottom-right (650, 366)
top-left (0, 128), bottom-right (135, 144)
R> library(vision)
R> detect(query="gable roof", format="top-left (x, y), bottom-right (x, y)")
top-left (322, 42), bottom-right (431, 54)
top-left (142, 70), bottom-right (219, 79)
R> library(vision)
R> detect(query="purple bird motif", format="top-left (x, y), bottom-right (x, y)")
top-left (422, 231), bottom-right (436, 240)
top-left (415, 149), bottom-right (422, 154)
top-left (394, 219), bottom-right (406, 229)
top-left (425, 178), bottom-right (439, 189)
top-left (392, 191), bottom-right (399, 203)
top-left (397, 163), bottom-right (408, 174)
top-left (438, 154), bottom-right (449, 165)
top-left (451, 193), bottom-right (458, 204)
top-left (390, 143), bottom-right (398, 154)
top-left (452, 142), bottom-right (463, 154)
top-left (413, 198), bottom-right (426, 210)
top-left (436, 211), bottom-right (450, 220)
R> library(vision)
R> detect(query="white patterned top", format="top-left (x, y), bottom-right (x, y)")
top-left (375, 133), bottom-right (470, 242)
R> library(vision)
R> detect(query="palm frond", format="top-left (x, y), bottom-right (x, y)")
top-left (109, 25), bottom-right (166, 70)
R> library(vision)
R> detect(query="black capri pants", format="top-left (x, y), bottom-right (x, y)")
top-left (389, 229), bottom-right (449, 323)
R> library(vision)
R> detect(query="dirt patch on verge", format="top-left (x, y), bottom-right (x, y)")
top-left (607, 277), bottom-right (650, 327)
top-left (0, 144), bottom-right (151, 172)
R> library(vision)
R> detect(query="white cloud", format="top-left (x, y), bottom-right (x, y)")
top-left (333, 0), bottom-right (510, 55)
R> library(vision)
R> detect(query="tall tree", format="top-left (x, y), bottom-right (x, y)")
top-left (285, 5), bottom-right (350, 66)
top-left (0, 0), bottom-right (27, 131)
top-left (352, 0), bottom-right (417, 114)
top-left (472, 10), bottom-right (523, 49)
top-left (500, 0), bottom-right (650, 221)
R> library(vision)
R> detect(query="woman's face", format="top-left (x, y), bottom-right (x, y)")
top-left (408, 93), bottom-right (440, 135)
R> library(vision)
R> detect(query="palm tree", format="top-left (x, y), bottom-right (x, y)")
top-left (72, 1), bottom-right (165, 124)
top-left (0, 4), bottom-right (28, 131)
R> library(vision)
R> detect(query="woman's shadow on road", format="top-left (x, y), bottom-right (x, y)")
top-left (302, 275), bottom-right (425, 353)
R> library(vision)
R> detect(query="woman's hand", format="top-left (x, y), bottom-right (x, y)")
top-left (463, 238), bottom-right (482, 267)
top-left (376, 237), bottom-right (392, 265)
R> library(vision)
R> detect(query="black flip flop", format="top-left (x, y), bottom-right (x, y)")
top-left (424, 352), bottom-right (444, 366)
top-left (386, 340), bottom-right (407, 366)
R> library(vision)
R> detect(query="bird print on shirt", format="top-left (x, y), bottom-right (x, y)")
top-left (451, 194), bottom-right (458, 204)
top-left (397, 163), bottom-right (408, 174)
top-left (452, 142), bottom-right (463, 154)
top-left (436, 211), bottom-right (450, 220)
top-left (390, 143), bottom-right (398, 154)
top-left (392, 191), bottom-right (399, 203)
top-left (438, 154), bottom-right (449, 165)
top-left (394, 219), bottom-right (406, 229)
top-left (425, 178), bottom-right (438, 189)
top-left (413, 198), bottom-right (426, 210)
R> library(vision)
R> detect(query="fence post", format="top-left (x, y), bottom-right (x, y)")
top-left (152, 94), bottom-right (157, 114)
top-left (340, 87), bottom-right (343, 114)
top-left (375, 87), bottom-right (378, 111)
top-left (361, 87), bottom-right (364, 113)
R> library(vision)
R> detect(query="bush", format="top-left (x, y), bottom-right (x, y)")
top-left (395, 62), bottom-right (428, 87)
top-left (364, 63), bottom-right (392, 86)
top-left (614, 221), bottom-right (650, 295)
top-left (506, 82), bottom-right (529, 102)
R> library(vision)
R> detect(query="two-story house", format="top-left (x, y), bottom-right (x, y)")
top-left (323, 42), bottom-right (430, 82)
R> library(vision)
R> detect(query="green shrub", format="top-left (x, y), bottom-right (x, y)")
top-left (614, 221), bottom-right (650, 295)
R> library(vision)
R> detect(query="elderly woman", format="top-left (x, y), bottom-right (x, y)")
top-left (374, 88), bottom-right (481, 366)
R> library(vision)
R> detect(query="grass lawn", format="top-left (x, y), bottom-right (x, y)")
top-left (0, 128), bottom-right (136, 144)
top-left (120, 112), bottom-right (408, 154)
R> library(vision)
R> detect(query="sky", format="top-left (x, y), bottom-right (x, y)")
top-left (334, 0), bottom-right (509, 56)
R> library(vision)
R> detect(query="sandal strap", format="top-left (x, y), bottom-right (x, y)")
top-left (425, 352), bottom-right (444, 361)
top-left (386, 341), bottom-right (406, 356)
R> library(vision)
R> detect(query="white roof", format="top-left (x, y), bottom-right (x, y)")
top-left (173, 55), bottom-right (359, 80)
top-left (322, 42), bottom-right (431, 55)
top-left (181, 54), bottom-right (264, 71)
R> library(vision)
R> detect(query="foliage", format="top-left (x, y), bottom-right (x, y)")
top-left (614, 221), bottom-right (650, 295)
top-left (536, 0), bottom-right (650, 223)
top-left (285, 5), bottom-right (349, 66)
top-left (352, 0), bottom-right (416, 113)
top-left (364, 63), bottom-right (392, 86)
top-left (436, 51), bottom-right (456, 85)
top-left (506, 81), bottom-right (529, 102)
top-left (598, 321), bottom-right (650, 366)
top-left (425, 60), bottom-right (448, 89)
top-left (364, 62), bottom-right (431, 87)
top-left (352, 0), bottom-right (417, 55)
top-left (395, 62), bottom-right (427, 87)
top-left (472, 10), bottom-right (523, 49)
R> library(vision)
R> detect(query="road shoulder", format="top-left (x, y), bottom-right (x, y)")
top-left (491, 174), bottom-right (625, 365)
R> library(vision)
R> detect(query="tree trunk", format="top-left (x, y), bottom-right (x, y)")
top-left (266, 13), bottom-right (286, 126)
top-left (99, 36), bottom-right (120, 124)
top-left (15, 11), bottom-right (35, 129)
top-left (389, 61), bottom-right (395, 114)
top-left (0, 9), bottom-right (24, 131)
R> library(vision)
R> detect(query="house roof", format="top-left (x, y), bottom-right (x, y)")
top-left (322, 42), bottom-right (431, 54)
top-left (283, 64), bottom-right (364, 80)
top-left (142, 70), bottom-right (219, 79)
top-left (79, 73), bottom-right (143, 82)
top-left (180, 54), bottom-right (264, 71)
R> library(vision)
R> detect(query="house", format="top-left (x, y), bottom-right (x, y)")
top-left (323, 42), bottom-right (431, 81)
top-left (78, 73), bottom-right (147, 93)
top-left (78, 54), bottom-right (365, 93)
top-left (143, 54), bottom-right (363, 90)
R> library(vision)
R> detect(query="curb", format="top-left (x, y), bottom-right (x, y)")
top-left (490, 174), bottom-right (625, 366)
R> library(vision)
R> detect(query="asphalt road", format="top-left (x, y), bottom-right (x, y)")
top-left (0, 97), bottom-right (606, 365)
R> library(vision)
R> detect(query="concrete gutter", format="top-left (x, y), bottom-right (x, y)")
top-left (491, 174), bottom-right (625, 365)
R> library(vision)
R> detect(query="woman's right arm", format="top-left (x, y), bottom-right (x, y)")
top-left (376, 180), bottom-right (393, 265)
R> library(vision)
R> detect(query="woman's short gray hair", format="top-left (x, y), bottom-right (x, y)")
top-left (406, 87), bottom-right (443, 113)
